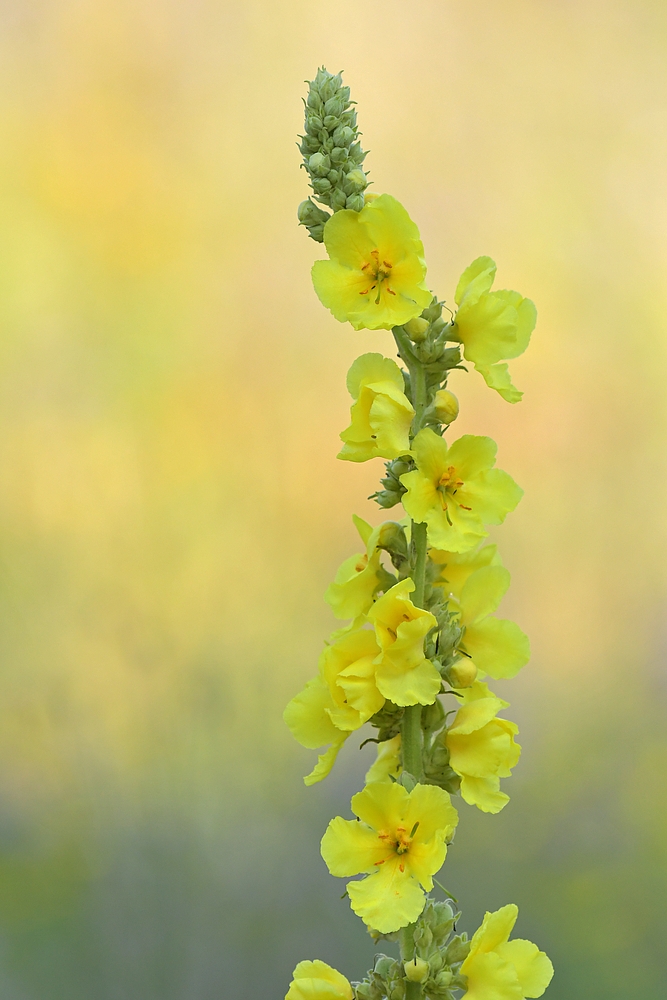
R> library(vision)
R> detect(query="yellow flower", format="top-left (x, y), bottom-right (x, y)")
top-left (283, 627), bottom-right (384, 786)
top-left (365, 734), bottom-right (402, 783)
top-left (461, 905), bottom-right (554, 1000)
top-left (452, 257), bottom-right (537, 403)
top-left (338, 354), bottom-right (414, 462)
top-left (367, 578), bottom-right (441, 706)
top-left (400, 429), bottom-right (523, 552)
top-left (325, 515), bottom-right (384, 620)
top-left (452, 565), bottom-right (530, 680)
top-left (320, 781), bottom-right (458, 933)
top-left (286, 960), bottom-right (353, 1000)
top-left (445, 680), bottom-right (520, 813)
top-left (311, 194), bottom-right (432, 331)
top-left (431, 543), bottom-right (502, 602)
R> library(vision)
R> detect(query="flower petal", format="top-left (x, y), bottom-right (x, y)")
top-left (495, 939), bottom-right (554, 998)
top-left (455, 256), bottom-right (497, 306)
top-left (459, 774), bottom-right (510, 814)
top-left (410, 428), bottom-right (450, 484)
top-left (430, 544), bottom-right (502, 602)
top-left (289, 961), bottom-right (353, 1000)
top-left (284, 677), bottom-right (342, 749)
top-left (320, 815), bottom-right (388, 876)
top-left (365, 735), bottom-right (402, 783)
top-left (350, 780), bottom-right (409, 832)
top-left (460, 950), bottom-right (523, 1000)
top-left (463, 618), bottom-right (530, 679)
top-left (466, 904), bottom-right (518, 957)
top-left (459, 565), bottom-right (511, 625)
top-left (304, 734), bottom-right (348, 786)
top-left (374, 655), bottom-right (442, 707)
top-left (462, 469), bottom-right (523, 525)
top-left (446, 435), bottom-right (497, 480)
top-left (404, 783), bottom-right (459, 844)
top-left (476, 362), bottom-right (523, 403)
top-left (348, 860), bottom-right (426, 933)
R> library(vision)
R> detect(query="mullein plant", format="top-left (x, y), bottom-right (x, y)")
top-left (284, 68), bottom-right (554, 1000)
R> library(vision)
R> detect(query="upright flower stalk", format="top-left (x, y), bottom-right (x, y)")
top-left (285, 68), bottom-right (554, 1000)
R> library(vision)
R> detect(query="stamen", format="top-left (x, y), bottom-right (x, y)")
top-left (409, 821), bottom-right (420, 838)
top-left (459, 504), bottom-right (472, 511)
top-left (386, 286), bottom-right (396, 295)
top-left (399, 863), bottom-right (405, 873)
top-left (361, 262), bottom-right (370, 270)
top-left (383, 260), bottom-right (392, 268)
top-left (359, 288), bottom-right (370, 296)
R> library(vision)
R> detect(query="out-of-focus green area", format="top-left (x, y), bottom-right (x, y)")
top-left (0, 1), bottom-right (666, 997)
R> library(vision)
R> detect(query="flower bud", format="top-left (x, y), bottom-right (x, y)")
top-left (374, 956), bottom-right (397, 979)
top-left (330, 146), bottom-right (348, 164)
top-left (305, 115), bottom-right (324, 135)
top-left (308, 152), bottom-right (330, 177)
top-left (434, 969), bottom-right (453, 989)
top-left (433, 389), bottom-right (459, 425)
top-left (324, 95), bottom-right (345, 117)
top-left (449, 657), bottom-right (477, 688)
top-left (364, 191), bottom-right (380, 204)
top-left (445, 935), bottom-right (470, 965)
top-left (333, 125), bottom-right (354, 147)
top-left (344, 168), bottom-right (367, 193)
top-left (346, 194), bottom-right (365, 212)
top-left (404, 317), bottom-right (429, 343)
top-left (422, 298), bottom-right (443, 323)
top-left (332, 187), bottom-right (348, 210)
top-left (404, 958), bottom-right (429, 984)
top-left (312, 177), bottom-right (332, 195)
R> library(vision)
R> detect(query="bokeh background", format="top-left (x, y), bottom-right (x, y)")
top-left (0, 1), bottom-right (666, 997)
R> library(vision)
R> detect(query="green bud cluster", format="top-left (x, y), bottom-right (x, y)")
top-left (371, 457), bottom-right (413, 509)
top-left (354, 902), bottom-right (469, 1000)
top-left (403, 300), bottom-right (463, 380)
top-left (297, 67), bottom-right (370, 241)
top-left (369, 700), bottom-right (405, 743)
top-left (376, 521), bottom-right (410, 573)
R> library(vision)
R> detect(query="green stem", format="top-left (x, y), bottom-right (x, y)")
top-left (401, 928), bottom-right (423, 1000)
top-left (401, 703), bottom-right (423, 780)
top-left (400, 924), bottom-right (415, 962)
top-left (405, 982), bottom-right (423, 1000)
top-left (411, 520), bottom-right (428, 608)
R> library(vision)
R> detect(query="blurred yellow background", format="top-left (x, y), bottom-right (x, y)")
top-left (0, 1), bottom-right (665, 996)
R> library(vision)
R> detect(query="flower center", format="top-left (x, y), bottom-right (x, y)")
top-left (375, 823), bottom-right (420, 872)
top-left (437, 466), bottom-right (472, 524)
top-left (359, 249), bottom-right (396, 304)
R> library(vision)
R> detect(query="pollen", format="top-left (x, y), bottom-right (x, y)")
top-left (358, 247), bottom-right (396, 303)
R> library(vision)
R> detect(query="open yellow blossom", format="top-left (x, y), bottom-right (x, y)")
top-left (312, 194), bottom-right (432, 331)
top-left (461, 905), bottom-right (554, 1000)
top-left (452, 257), bottom-right (537, 403)
top-left (452, 565), bottom-right (530, 679)
top-left (400, 430), bottom-right (523, 552)
top-left (286, 960), bottom-right (353, 1000)
top-left (431, 543), bottom-right (502, 602)
top-left (325, 515), bottom-right (384, 620)
top-left (338, 354), bottom-right (414, 462)
top-left (367, 578), bottom-right (441, 706)
top-left (321, 781), bottom-right (458, 933)
top-left (283, 627), bottom-right (384, 785)
top-left (445, 680), bottom-right (520, 813)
